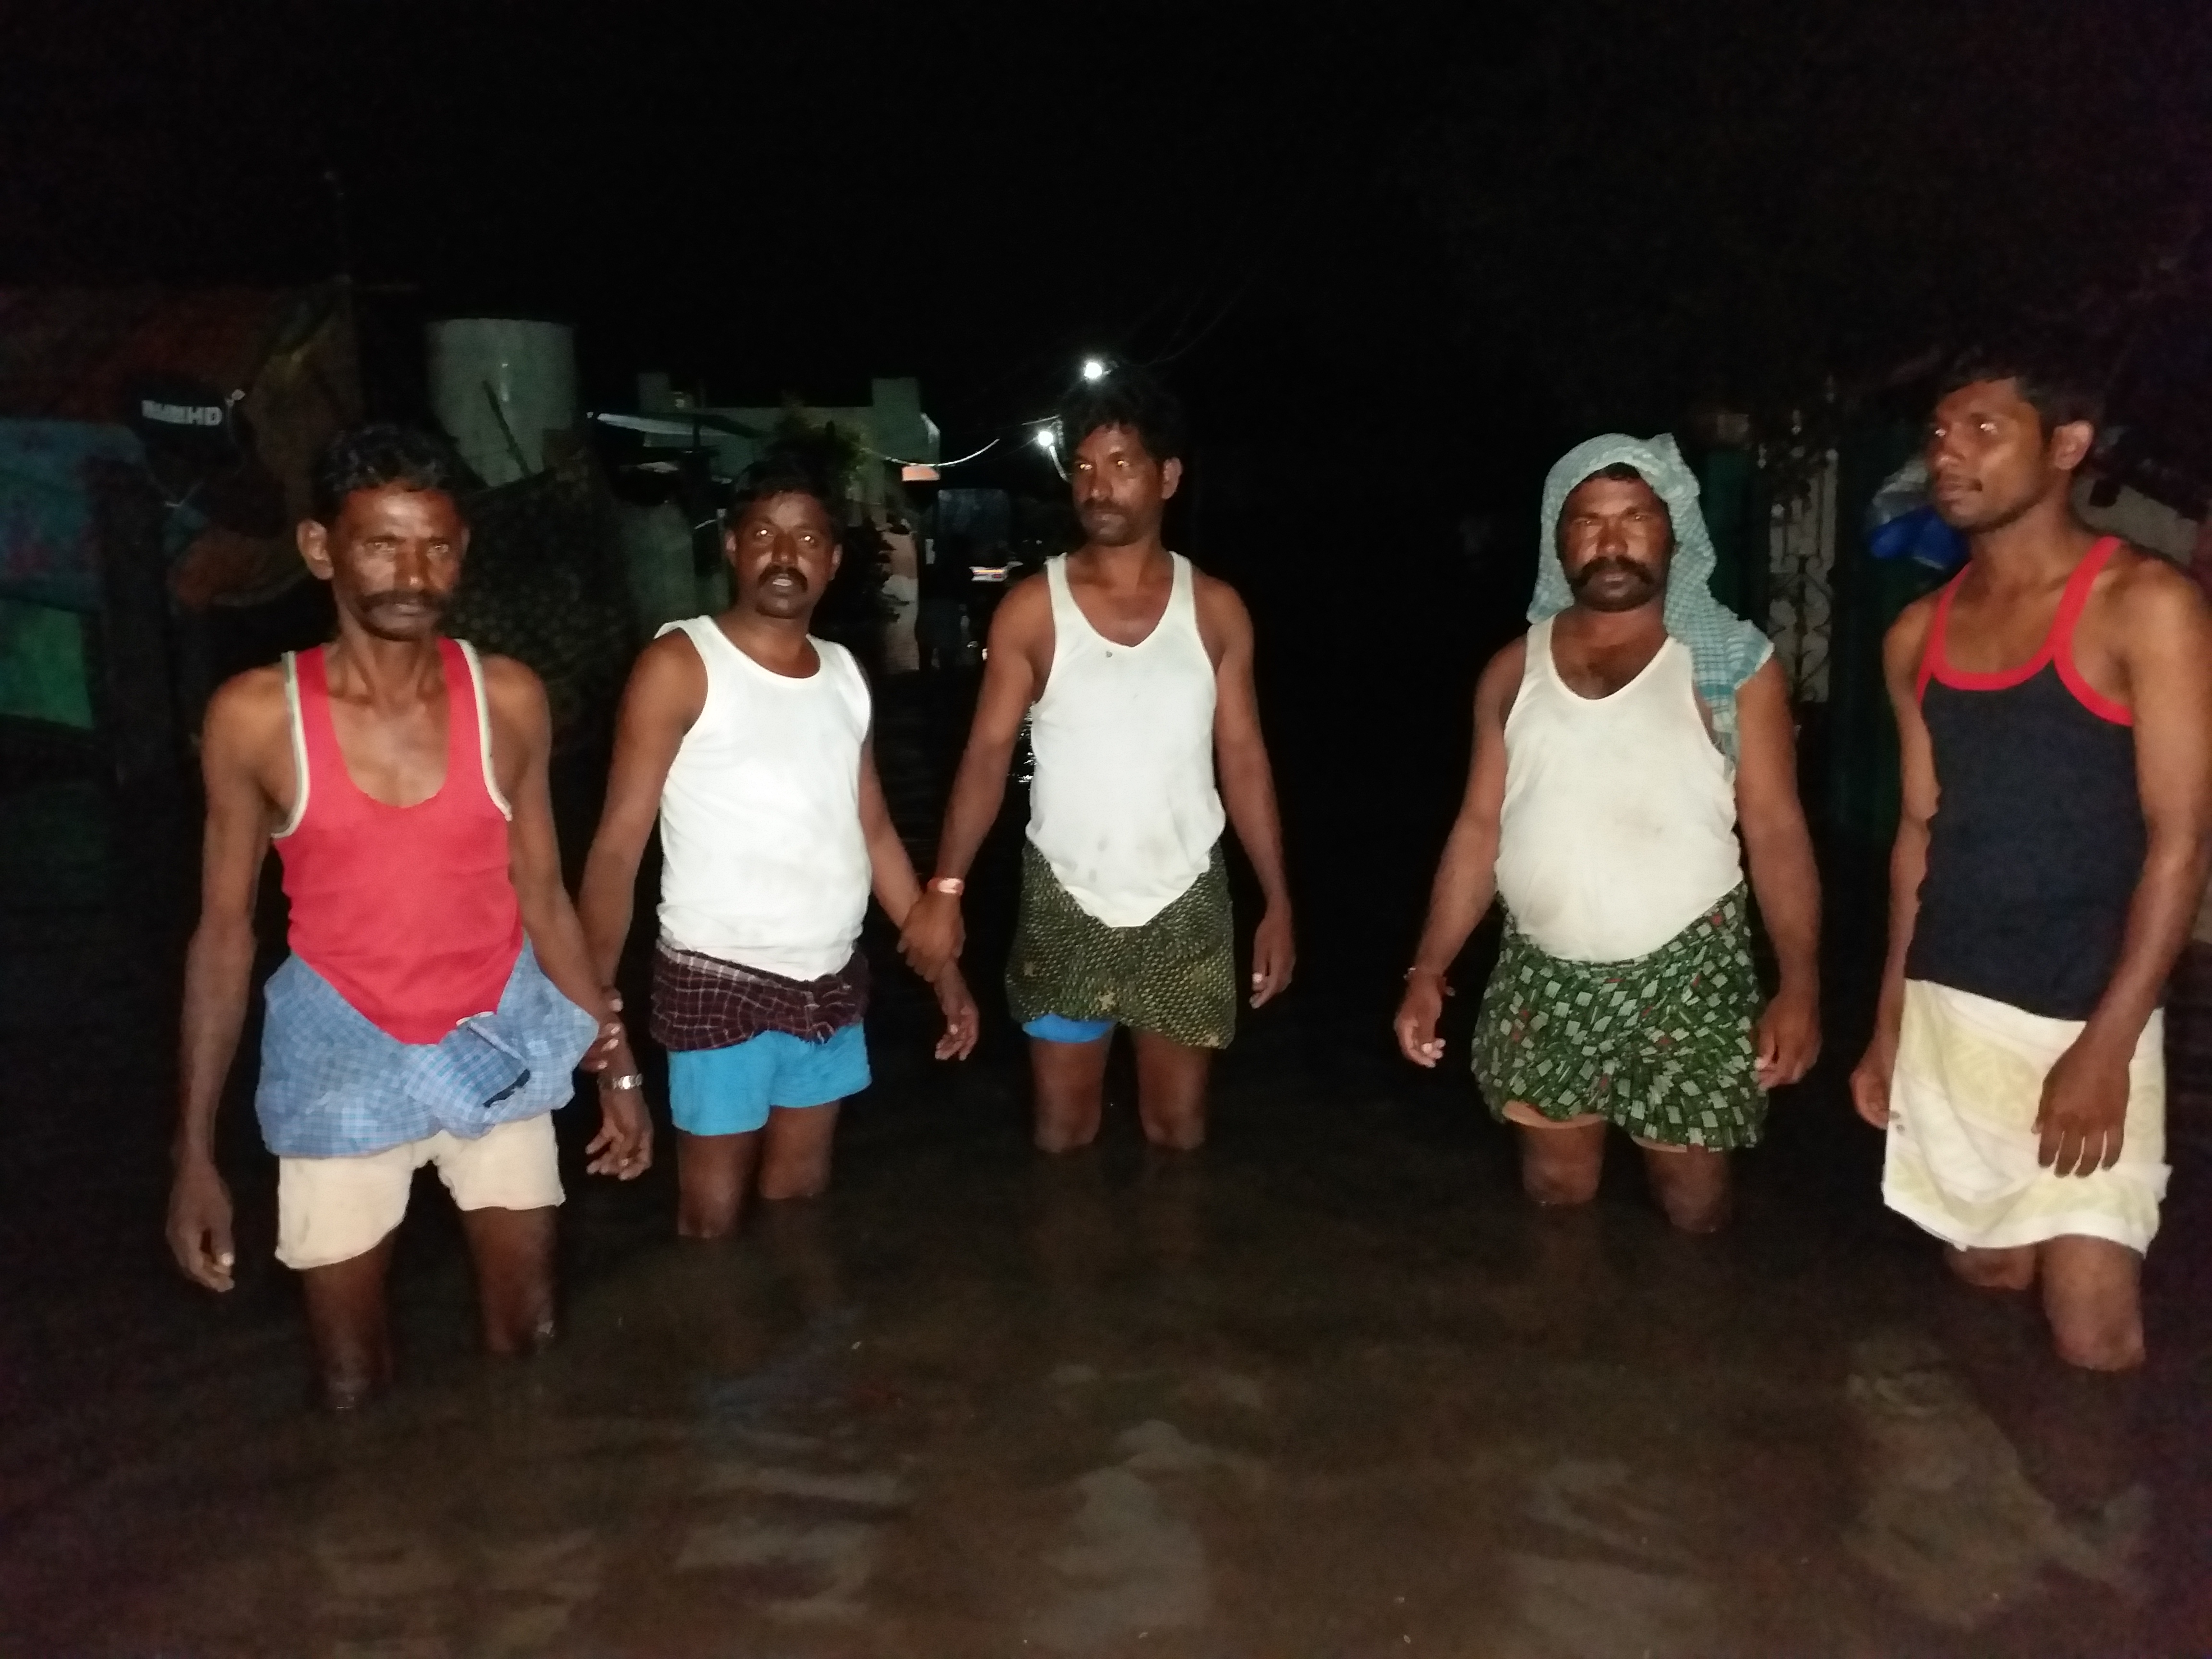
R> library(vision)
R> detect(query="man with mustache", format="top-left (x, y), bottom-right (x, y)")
top-left (899, 366), bottom-right (1292, 1151)
top-left (1851, 347), bottom-right (2212, 1370)
top-left (579, 449), bottom-right (977, 1238)
top-left (1394, 436), bottom-right (1821, 1231)
top-left (167, 426), bottom-right (649, 1408)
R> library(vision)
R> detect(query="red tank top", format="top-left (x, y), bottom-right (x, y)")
top-left (274, 637), bottom-right (525, 1044)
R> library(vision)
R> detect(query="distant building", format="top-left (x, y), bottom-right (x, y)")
top-left (625, 373), bottom-right (940, 512)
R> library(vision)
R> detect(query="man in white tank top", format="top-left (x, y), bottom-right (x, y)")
top-left (1394, 439), bottom-right (1822, 1232)
top-left (901, 367), bottom-right (1294, 1152)
top-left (579, 452), bottom-right (978, 1239)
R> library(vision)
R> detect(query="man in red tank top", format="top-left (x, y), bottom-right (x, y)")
top-left (1852, 344), bottom-right (2212, 1370)
top-left (166, 427), bottom-right (651, 1409)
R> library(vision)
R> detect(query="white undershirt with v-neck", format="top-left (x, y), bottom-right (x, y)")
top-left (654, 616), bottom-right (873, 980)
top-left (1494, 615), bottom-right (1742, 963)
top-left (1027, 552), bottom-right (1226, 928)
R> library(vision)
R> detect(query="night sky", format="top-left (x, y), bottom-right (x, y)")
top-left (9, 2), bottom-right (2206, 457)
top-left (11, 2), bottom-right (2209, 985)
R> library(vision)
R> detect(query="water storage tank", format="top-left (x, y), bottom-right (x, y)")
top-left (427, 319), bottom-right (578, 486)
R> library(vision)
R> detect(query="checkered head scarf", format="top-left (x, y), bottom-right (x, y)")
top-left (1528, 432), bottom-right (1773, 758)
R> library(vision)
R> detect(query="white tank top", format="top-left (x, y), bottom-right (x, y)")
top-left (1027, 553), bottom-right (1226, 927)
top-left (1494, 616), bottom-right (1743, 962)
top-left (655, 617), bottom-right (873, 980)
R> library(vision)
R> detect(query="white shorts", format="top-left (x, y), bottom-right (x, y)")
top-left (275, 1113), bottom-right (564, 1271)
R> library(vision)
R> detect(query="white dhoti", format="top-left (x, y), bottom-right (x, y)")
top-left (1883, 980), bottom-right (2168, 1255)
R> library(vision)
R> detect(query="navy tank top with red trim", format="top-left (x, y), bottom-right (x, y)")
top-left (1906, 536), bottom-right (2144, 1020)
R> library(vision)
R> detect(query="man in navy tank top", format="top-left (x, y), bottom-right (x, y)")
top-left (167, 428), bottom-right (650, 1409)
top-left (900, 365), bottom-right (1295, 1152)
top-left (579, 449), bottom-right (978, 1239)
top-left (1852, 343), bottom-right (2212, 1370)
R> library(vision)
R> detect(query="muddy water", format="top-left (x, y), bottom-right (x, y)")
top-left (4, 772), bottom-right (2209, 1656)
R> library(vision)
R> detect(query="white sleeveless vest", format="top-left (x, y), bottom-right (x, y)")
top-left (655, 617), bottom-right (873, 980)
top-left (1494, 617), bottom-right (1743, 962)
top-left (1027, 553), bottom-right (1226, 927)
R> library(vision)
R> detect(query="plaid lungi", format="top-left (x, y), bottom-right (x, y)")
top-left (650, 937), bottom-right (870, 1052)
top-left (255, 940), bottom-right (600, 1158)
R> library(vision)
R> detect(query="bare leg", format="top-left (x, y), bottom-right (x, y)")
top-left (2038, 1235), bottom-right (2145, 1371)
top-left (1506, 1107), bottom-right (1606, 1206)
top-left (300, 1232), bottom-right (399, 1411)
top-left (458, 1205), bottom-right (558, 1356)
top-left (676, 1129), bottom-right (762, 1240)
top-left (1638, 1142), bottom-right (1733, 1234)
top-left (1031, 1033), bottom-right (1112, 1153)
top-left (757, 1102), bottom-right (843, 1202)
top-left (1947, 1243), bottom-right (2039, 1292)
top-left (756, 1192), bottom-right (844, 1318)
top-left (1131, 1030), bottom-right (1212, 1151)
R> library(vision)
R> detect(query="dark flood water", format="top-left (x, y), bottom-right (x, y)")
top-left (4, 660), bottom-right (2211, 1659)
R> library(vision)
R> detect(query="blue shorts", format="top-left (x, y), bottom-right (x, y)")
top-left (667, 1024), bottom-right (870, 1136)
top-left (1023, 1013), bottom-right (1116, 1045)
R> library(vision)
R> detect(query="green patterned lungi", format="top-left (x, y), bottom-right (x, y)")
top-left (1474, 885), bottom-right (1764, 1150)
top-left (1007, 840), bottom-right (1238, 1050)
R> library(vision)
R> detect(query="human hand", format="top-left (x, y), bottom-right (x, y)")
top-left (900, 890), bottom-right (965, 984)
top-left (1250, 905), bottom-right (1295, 1008)
top-left (167, 1155), bottom-right (236, 1291)
top-left (579, 990), bottom-right (627, 1074)
top-left (1755, 984), bottom-right (1820, 1090)
top-left (934, 963), bottom-right (980, 1060)
top-left (587, 1053), bottom-right (653, 1179)
top-left (1394, 969), bottom-right (1450, 1068)
top-left (1848, 1036), bottom-right (1895, 1128)
top-left (2037, 1034), bottom-right (2130, 1177)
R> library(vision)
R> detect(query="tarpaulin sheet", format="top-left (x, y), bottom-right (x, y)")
top-left (0, 420), bottom-right (146, 613)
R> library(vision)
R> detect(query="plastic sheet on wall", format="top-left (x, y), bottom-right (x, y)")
top-left (0, 421), bottom-right (148, 613)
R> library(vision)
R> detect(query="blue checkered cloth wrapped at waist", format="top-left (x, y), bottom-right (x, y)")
top-left (254, 939), bottom-right (601, 1158)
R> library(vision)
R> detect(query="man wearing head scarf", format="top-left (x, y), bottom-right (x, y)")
top-left (1394, 435), bottom-right (1822, 1231)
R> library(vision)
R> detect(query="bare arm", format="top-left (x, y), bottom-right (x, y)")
top-left (860, 733), bottom-right (926, 930)
top-left (861, 734), bottom-right (979, 1058)
top-left (1395, 643), bottom-right (1519, 1064)
top-left (489, 659), bottom-right (650, 1178)
top-left (899, 577), bottom-right (1048, 979)
top-left (2035, 565), bottom-right (2212, 1174)
top-left (934, 578), bottom-right (1045, 882)
top-left (1201, 579), bottom-right (1295, 1004)
top-left (577, 633), bottom-right (703, 986)
top-left (2080, 566), bottom-right (2212, 1056)
top-left (167, 673), bottom-right (284, 1290)
top-left (1732, 658), bottom-right (1822, 1086)
top-left (1851, 601), bottom-right (1938, 1127)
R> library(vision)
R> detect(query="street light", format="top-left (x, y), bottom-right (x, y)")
top-left (1080, 357), bottom-right (1106, 382)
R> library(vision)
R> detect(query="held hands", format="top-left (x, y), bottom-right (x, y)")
top-left (1754, 985), bottom-right (1820, 1091)
top-left (933, 962), bottom-right (981, 1060)
top-left (587, 1000), bottom-right (653, 1179)
top-left (579, 989), bottom-right (628, 1073)
top-left (167, 1155), bottom-right (236, 1291)
top-left (1394, 967), bottom-right (1451, 1068)
top-left (1250, 905), bottom-right (1295, 1008)
top-left (2036, 1034), bottom-right (2130, 1178)
top-left (899, 889), bottom-right (965, 984)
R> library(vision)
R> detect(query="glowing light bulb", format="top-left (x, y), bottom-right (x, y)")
top-left (1080, 358), bottom-right (1107, 382)
top-left (1034, 425), bottom-right (1058, 450)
